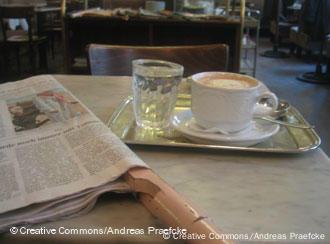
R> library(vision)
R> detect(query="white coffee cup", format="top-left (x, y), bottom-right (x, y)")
top-left (145, 1), bottom-right (166, 12)
top-left (191, 72), bottom-right (279, 133)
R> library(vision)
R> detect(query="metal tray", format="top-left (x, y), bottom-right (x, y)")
top-left (107, 94), bottom-right (321, 153)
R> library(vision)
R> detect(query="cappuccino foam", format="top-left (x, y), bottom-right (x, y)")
top-left (198, 77), bottom-right (252, 89)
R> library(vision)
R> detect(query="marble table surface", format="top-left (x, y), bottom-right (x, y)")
top-left (3, 75), bottom-right (330, 243)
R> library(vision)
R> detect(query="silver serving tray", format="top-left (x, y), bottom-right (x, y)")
top-left (107, 94), bottom-right (321, 153)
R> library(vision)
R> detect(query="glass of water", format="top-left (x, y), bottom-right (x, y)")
top-left (132, 59), bottom-right (184, 129)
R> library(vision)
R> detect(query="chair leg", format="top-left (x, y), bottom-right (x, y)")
top-left (29, 45), bottom-right (36, 74)
top-left (315, 47), bottom-right (324, 75)
top-left (261, 34), bottom-right (289, 59)
top-left (289, 43), bottom-right (296, 55)
top-left (315, 62), bottom-right (323, 75)
top-left (3, 47), bottom-right (10, 78)
top-left (0, 58), bottom-right (3, 78)
top-left (306, 50), bottom-right (312, 62)
top-left (296, 47), bottom-right (302, 59)
top-left (39, 43), bottom-right (48, 72)
top-left (51, 34), bottom-right (55, 60)
top-left (327, 57), bottom-right (330, 79)
top-left (297, 45), bottom-right (329, 84)
top-left (15, 46), bottom-right (21, 75)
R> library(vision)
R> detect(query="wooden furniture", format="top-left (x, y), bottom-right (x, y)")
top-left (0, 5), bottom-right (48, 75)
top-left (35, 6), bottom-right (62, 59)
top-left (87, 43), bottom-right (229, 76)
top-left (62, 14), bottom-right (241, 74)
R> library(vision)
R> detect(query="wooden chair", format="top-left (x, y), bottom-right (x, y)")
top-left (37, 5), bottom-right (62, 59)
top-left (0, 5), bottom-right (48, 75)
top-left (87, 44), bottom-right (229, 76)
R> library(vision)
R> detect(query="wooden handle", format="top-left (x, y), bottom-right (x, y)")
top-left (125, 168), bottom-right (233, 244)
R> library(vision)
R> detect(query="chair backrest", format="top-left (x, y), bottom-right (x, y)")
top-left (0, 5), bottom-right (34, 42)
top-left (87, 44), bottom-right (229, 76)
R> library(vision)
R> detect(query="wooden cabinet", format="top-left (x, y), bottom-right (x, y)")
top-left (63, 15), bottom-right (241, 74)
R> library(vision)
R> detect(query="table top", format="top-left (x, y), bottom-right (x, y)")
top-left (3, 75), bottom-right (330, 242)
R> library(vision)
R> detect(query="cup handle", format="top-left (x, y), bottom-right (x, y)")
top-left (253, 91), bottom-right (279, 117)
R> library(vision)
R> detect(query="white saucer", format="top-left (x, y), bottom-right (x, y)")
top-left (172, 110), bottom-right (280, 147)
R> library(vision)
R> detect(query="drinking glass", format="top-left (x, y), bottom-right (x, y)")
top-left (132, 59), bottom-right (184, 129)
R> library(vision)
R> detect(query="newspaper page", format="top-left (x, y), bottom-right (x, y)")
top-left (0, 180), bottom-right (130, 230)
top-left (0, 75), bottom-right (147, 216)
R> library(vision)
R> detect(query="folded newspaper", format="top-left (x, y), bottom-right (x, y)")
top-left (0, 75), bottom-right (147, 232)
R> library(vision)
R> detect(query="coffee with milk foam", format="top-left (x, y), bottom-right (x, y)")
top-left (197, 77), bottom-right (252, 89)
